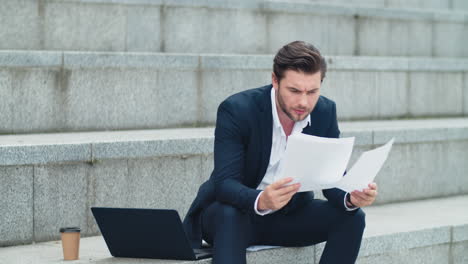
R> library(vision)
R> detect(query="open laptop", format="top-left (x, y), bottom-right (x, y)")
top-left (91, 207), bottom-right (212, 260)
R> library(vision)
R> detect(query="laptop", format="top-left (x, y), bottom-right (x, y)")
top-left (91, 207), bottom-right (213, 260)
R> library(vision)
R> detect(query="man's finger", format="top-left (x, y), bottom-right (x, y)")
top-left (278, 193), bottom-right (296, 203)
top-left (351, 195), bottom-right (370, 207)
top-left (350, 195), bottom-right (364, 206)
top-left (278, 190), bottom-right (298, 202)
top-left (360, 188), bottom-right (377, 198)
top-left (277, 189), bottom-right (299, 203)
top-left (368, 182), bottom-right (378, 190)
top-left (276, 183), bottom-right (300, 196)
top-left (271, 177), bottom-right (294, 189)
top-left (351, 191), bottom-right (366, 199)
top-left (363, 189), bottom-right (377, 197)
top-left (352, 191), bottom-right (372, 202)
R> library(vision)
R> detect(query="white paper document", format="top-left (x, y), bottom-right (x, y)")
top-left (279, 133), bottom-right (394, 192)
top-left (278, 134), bottom-right (355, 191)
top-left (334, 138), bottom-right (394, 192)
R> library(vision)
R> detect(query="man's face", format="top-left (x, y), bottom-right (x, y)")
top-left (272, 70), bottom-right (321, 122)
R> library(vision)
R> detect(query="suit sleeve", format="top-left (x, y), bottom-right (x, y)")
top-left (322, 102), bottom-right (350, 211)
top-left (211, 100), bottom-right (262, 213)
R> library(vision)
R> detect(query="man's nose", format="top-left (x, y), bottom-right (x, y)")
top-left (298, 94), bottom-right (308, 108)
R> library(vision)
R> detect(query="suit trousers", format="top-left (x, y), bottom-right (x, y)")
top-left (201, 199), bottom-right (366, 264)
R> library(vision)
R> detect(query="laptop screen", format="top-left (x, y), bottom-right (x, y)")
top-left (91, 207), bottom-right (197, 260)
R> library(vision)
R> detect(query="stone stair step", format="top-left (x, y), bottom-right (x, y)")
top-left (1, 51), bottom-right (468, 133)
top-left (1, 0), bottom-right (467, 56)
top-left (1, 118), bottom-right (468, 246)
top-left (0, 195), bottom-right (467, 263)
top-left (282, 0), bottom-right (468, 11)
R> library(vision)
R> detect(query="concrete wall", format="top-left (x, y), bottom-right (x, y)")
top-left (1, 120), bottom-right (468, 246)
top-left (1, 52), bottom-right (468, 134)
top-left (0, 155), bottom-right (212, 246)
top-left (287, 0), bottom-right (468, 11)
top-left (0, 0), bottom-right (467, 56)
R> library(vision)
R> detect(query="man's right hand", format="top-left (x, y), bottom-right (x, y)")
top-left (257, 177), bottom-right (301, 211)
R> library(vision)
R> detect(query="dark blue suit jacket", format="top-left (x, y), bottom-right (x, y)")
top-left (183, 85), bottom-right (347, 248)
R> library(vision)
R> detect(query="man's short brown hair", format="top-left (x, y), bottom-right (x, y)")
top-left (273, 41), bottom-right (327, 82)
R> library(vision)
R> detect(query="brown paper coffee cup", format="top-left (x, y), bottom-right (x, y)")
top-left (60, 227), bottom-right (80, 260)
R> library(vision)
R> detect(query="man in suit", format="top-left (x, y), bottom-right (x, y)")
top-left (183, 41), bottom-right (378, 263)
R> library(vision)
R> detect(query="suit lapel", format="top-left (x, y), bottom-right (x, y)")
top-left (257, 86), bottom-right (273, 186)
top-left (302, 98), bottom-right (323, 136)
top-left (302, 117), bottom-right (317, 135)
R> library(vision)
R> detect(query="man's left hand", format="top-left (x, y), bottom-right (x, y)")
top-left (350, 182), bottom-right (378, 208)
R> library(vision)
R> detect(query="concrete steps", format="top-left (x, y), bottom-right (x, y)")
top-left (1, 195), bottom-right (467, 264)
top-left (1, 118), bottom-right (468, 246)
top-left (283, 0), bottom-right (468, 11)
top-left (1, 0), bottom-right (466, 263)
top-left (1, 50), bottom-right (468, 133)
top-left (1, 0), bottom-right (467, 57)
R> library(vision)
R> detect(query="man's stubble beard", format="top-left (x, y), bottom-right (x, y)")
top-left (276, 86), bottom-right (309, 123)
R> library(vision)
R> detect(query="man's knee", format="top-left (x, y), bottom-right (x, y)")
top-left (349, 208), bottom-right (366, 232)
top-left (214, 202), bottom-right (247, 224)
top-left (210, 202), bottom-right (253, 246)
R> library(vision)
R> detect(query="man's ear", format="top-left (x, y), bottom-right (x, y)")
top-left (272, 72), bottom-right (279, 89)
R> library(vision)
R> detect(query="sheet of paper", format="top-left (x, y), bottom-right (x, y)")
top-left (280, 133), bottom-right (394, 192)
top-left (334, 138), bottom-right (394, 192)
top-left (279, 133), bottom-right (355, 192)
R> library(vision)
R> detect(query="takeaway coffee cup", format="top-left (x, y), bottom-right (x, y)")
top-left (59, 227), bottom-right (81, 260)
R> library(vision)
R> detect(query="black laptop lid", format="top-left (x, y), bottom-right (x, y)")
top-left (91, 207), bottom-right (196, 260)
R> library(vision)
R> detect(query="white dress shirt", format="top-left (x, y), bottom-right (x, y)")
top-left (254, 88), bottom-right (356, 215)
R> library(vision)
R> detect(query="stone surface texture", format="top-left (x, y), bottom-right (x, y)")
top-left (1, 195), bottom-right (467, 263)
top-left (44, 2), bottom-right (126, 51)
top-left (1, 120), bottom-right (468, 245)
top-left (0, 166), bottom-right (34, 246)
top-left (33, 164), bottom-right (89, 242)
top-left (1, 2), bottom-right (468, 263)
top-left (0, 0), bottom-right (467, 56)
top-left (452, 241), bottom-right (468, 264)
top-left (1, 52), bottom-right (468, 133)
top-left (0, 0), bottom-right (40, 50)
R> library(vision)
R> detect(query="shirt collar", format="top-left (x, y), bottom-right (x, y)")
top-left (270, 87), bottom-right (311, 131)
